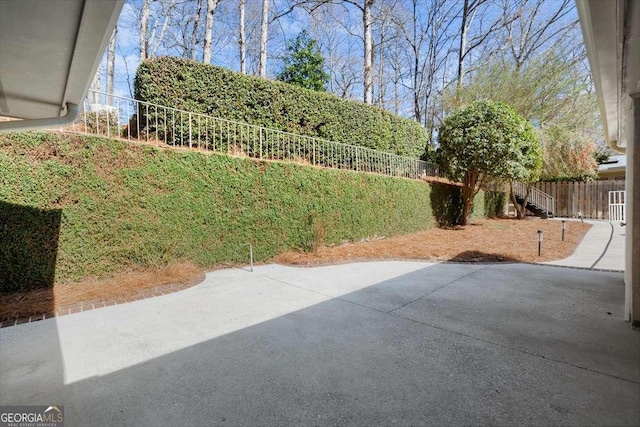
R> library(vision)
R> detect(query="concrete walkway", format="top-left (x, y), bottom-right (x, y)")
top-left (1, 261), bottom-right (638, 426)
top-left (544, 219), bottom-right (626, 271)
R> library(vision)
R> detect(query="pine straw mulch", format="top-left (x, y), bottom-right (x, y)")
top-left (1, 262), bottom-right (205, 323)
top-left (1, 218), bottom-right (590, 323)
top-left (274, 218), bottom-right (591, 266)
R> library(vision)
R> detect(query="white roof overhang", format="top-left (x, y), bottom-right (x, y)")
top-left (0, 0), bottom-right (123, 132)
top-left (576, 0), bottom-right (640, 153)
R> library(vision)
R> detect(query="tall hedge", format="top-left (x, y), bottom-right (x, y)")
top-left (1, 132), bottom-right (437, 291)
top-left (134, 57), bottom-right (428, 157)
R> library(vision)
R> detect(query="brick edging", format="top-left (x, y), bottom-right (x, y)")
top-left (0, 272), bottom-right (206, 329)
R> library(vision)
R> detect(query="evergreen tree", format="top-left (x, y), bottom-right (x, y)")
top-left (277, 30), bottom-right (329, 92)
top-left (439, 100), bottom-right (542, 224)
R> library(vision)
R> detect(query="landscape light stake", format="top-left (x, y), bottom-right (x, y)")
top-left (538, 230), bottom-right (543, 256)
top-left (561, 220), bottom-right (566, 241)
top-left (241, 243), bottom-right (254, 272)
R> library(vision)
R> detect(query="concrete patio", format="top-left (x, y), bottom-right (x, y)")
top-left (1, 261), bottom-right (638, 426)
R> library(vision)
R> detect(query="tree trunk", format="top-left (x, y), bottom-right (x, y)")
top-left (455, 0), bottom-right (469, 104)
top-left (393, 57), bottom-right (400, 115)
top-left (239, 0), bottom-right (246, 73)
top-left (363, 0), bottom-right (374, 104)
top-left (509, 181), bottom-right (531, 219)
top-left (90, 69), bottom-right (101, 105)
top-left (411, 0), bottom-right (421, 121)
top-left (460, 170), bottom-right (480, 225)
top-left (259, 0), bottom-right (269, 77)
top-left (413, 50), bottom-right (420, 121)
top-left (106, 26), bottom-right (117, 106)
top-left (375, 25), bottom-right (386, 106)
top-left (140, 0), bottom-right (150, 61)
top-left (461, 184), bottom-right (475, 226)
top-left (190, 0), bottom-right (203, 61)
top-left (203, 0), bottom-right (219, 64)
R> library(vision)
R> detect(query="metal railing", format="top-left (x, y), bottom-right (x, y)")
top-left (512, 181), bottom-right (555, 216)
top-left (68, 90), bottom-right (440, 180)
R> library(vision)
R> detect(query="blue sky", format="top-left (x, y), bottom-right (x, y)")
top-left (95, 0), bottom-right (584, 125)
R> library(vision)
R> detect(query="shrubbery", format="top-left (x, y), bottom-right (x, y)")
top-left (439, 100), bottom-right (541, 224)
top-left (134, 57), bottom-right (428, 157)
top-left (1, 132), bottom-right (498, 291)
top-left (1, 132), bottom-right (435, 290)
top-left (429, 184), bottom-right (503, 227)
top-left (83, 109), bottom-right (121, 137)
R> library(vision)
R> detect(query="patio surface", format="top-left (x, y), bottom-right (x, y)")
top-left (1, 259), bottom-right (638, 426)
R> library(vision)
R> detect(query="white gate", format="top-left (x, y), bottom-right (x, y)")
top-left (608, 191), bottom-right (626, 221)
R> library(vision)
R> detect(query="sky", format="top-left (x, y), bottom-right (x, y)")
top-left (94, 0), bottom-right (585, 125)
top-left (101, 0), bottom-right (323, 100)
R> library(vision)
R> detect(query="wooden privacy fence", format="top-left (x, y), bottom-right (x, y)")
top-left (533, 180), bottom-right (626, 219)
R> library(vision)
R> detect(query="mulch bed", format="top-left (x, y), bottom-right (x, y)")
top-left (274, 218), bottom-right (591, 266)
top-left (1, 218), bottom-right (591, 327)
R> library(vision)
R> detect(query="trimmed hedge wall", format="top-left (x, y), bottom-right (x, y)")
top-left (430, 184), bottom-right (464, 227)
top-left (134, 57), bottom-right (428, 157)
top-left (1, 132), bottom-right (441, 291)
top-left (429, 184), bottom-right (495, 227)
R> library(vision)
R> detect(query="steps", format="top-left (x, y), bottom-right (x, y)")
top-left (513, 194), bottom-right (554, 218)
top-left (511, 182), bottom-right (555, 218)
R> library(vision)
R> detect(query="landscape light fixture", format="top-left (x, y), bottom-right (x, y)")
top-left (562, 220), bottom-right (566, 241)
top-left (538, 230), bottom-right (543, 256)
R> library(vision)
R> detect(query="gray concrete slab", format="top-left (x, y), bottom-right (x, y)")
top-left (391, 264), bottom-right (637, 381)
top-left (1, 262), bottom-right (639, 426)
top-left (545, 219), bottom-right (626, 271)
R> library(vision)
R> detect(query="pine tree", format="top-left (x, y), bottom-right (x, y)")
top-left (276, 30), bottom-right (329, 92)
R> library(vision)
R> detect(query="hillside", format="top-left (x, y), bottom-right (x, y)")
top-left (1, 132), bottom-right (443, 291)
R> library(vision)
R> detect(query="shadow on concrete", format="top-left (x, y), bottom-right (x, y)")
top-left (1, 262), bottom-right (638, 426)
top-left (447, 250), bottom-right (520, 263)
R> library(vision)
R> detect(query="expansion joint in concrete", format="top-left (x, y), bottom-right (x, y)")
top-left (386, 266), bottom-right (487, 314)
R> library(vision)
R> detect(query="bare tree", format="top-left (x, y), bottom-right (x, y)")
top-left (419, 0), bottom-right (457, 135)
top-left (137, 0), bottom-right (178, 60)
top-left (371, 0), bottom-right (400, 108)
top-left (121, 0), bottom-right (582, 125)
top-left (203, 0), bottom-right (221, 64)
top-left (259, 0), bottom-right (269, 77)
top-left (190, 0), bottom-right (203, 60)
top-left (307, 0), bottom-right (375, 103)
top-left (140, 0), bottom-right (150, 61)
top-left (503, 0), bottom-right (578, 70)
top-left (455, 0), bottom-right (519, 101)
top-left (389, 0), bottom-right (455, 130)
top-left (106, 26), bottom-right (117, 105)
top-left (311, 6), bottom-right (359, 96)
top-left (90, 69), bottom-right (101, 104)
top-left (239, 0), bottom-right (246, 73)
top-left (361, 0), bottom-right (374, 104)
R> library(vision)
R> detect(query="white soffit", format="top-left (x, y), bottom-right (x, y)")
top-left (577, 0), bottom-right (640, 150)
top-left (0, 0), bottom-right (123, 126)
top-left (576, 0), bottom-right (620, 146)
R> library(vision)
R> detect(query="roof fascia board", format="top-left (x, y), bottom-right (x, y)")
top-left (576, 0), bottom-right (625, 153)
top-left (63, 0), bottom-right (124, 110)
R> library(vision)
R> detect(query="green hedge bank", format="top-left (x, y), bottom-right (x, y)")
top-left (1, 132), bottom-right (431, 291)
top-left (134, 57), bottom-right (428, 157)
top-left (0, 133), bottom-right (500, 292)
